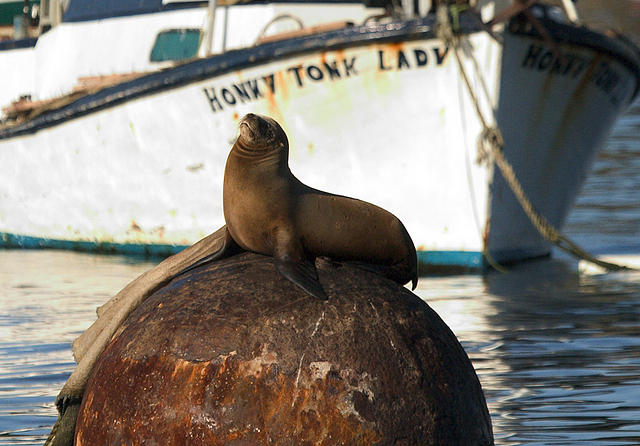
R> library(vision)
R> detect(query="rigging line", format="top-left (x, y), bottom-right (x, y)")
top-left (455, 38), bottom-right (507, 273)
top-left (436, 5), bottom-right (635, 273)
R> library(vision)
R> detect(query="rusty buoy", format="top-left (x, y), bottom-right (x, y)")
top-left (75, 252), bottom-right (493, 445)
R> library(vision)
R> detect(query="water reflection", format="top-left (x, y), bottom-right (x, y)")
top-left (566, 100), bottom-right (640, 252)
top-left (417, 259), bottom-right (640, 445)
top-left (1, 251), bottom-right (639, 444)
top-left (0, 250), bottom-right (154, 444)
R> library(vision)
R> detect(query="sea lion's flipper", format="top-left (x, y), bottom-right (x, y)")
top-left (93, 226), bottom-right (231, 320)
top-left (276, 259), bottom-right (328, 301)
top-left (48, 227), bottom-right (234, 446)
top-left (175, 228), bottom-right (241, 277)
top-left (343, 260), bottom-right (418, 290)
top-left (74, 226), bottom-right (232, 363)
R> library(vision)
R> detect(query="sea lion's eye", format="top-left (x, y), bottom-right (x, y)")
top-left (257, 119), bottom-right (267, 135)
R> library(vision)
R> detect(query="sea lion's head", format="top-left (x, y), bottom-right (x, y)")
top-left (236, 113), bottom-right (289, 155)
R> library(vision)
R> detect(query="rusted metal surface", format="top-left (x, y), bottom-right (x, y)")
top-left (76, 253), bottom-right (493, 445)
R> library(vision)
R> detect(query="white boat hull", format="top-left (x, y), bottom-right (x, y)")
top-left (1, 13), bottom-right (638, 271)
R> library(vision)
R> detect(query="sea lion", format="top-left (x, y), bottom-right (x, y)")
top-left (45, 113), bottom-right (417, 446)
top-left (181, 113), bottom-right (418, 300)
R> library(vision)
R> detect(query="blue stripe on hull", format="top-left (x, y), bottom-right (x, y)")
top-left (417, 250), bottom-right (484, 273)
top-left (1, 232), bottom-right (484, 271)
top-left (0, 232), bottom-right (186, 257)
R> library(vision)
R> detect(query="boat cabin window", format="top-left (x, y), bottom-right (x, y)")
top-left (150, 28), bottom-right (201, 63)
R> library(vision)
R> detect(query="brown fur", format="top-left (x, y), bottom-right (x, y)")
top-left (223, 113), bottom-right (417, 290)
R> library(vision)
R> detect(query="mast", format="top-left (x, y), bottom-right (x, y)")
top-left (204, 0), bottom-right (218, 56)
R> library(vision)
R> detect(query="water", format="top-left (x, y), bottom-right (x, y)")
top-left (2, 57), bottom-right (640, 446)
top-left (423, 264), bottom-right (640, 445)
top-left (3, 256), bottom-right (639, 446)
top-left (0, 253), bottom-right (156, 444)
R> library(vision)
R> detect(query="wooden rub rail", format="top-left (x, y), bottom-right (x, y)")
top-left (1, 72), bottom-right (148, 126)
top-left (256, 21), bottom-right (354, 45)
